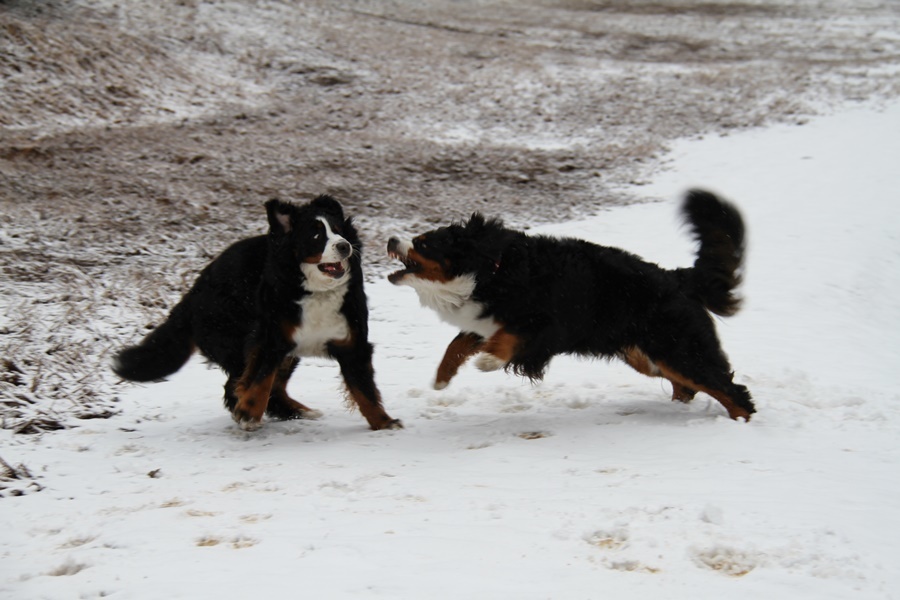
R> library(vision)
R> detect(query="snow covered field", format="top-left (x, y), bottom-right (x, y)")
top-left (2, 102), bottom-right (899, 598)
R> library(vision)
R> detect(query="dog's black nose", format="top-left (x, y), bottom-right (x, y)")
top-left (336, 241), bottom-right (351, 258)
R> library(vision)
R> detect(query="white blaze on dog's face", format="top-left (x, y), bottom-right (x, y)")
top-left (386, 236), bottom-right (456, 290)
top-left (386, 234), bottom-right (458, 286)
top-left (387, 234), bottom-right (474, 310)
top-left (301, 216), bottom-right (353, 292)
top-left (387, 235), bottom-right (498, 338)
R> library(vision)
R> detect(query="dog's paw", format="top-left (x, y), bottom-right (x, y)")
top-left (373, 418), bottom-right (404, 431)
top-left (475, 352), bottom-right (507, 372)
top-left (298, 408), bottom-right (324, 420)
top-left (433, 379), bottom-right (449, 391)
top-left (238, 419), bottom-right (263, 432)
top-left (266, 399), bottom-right (323, 421)
top-left (232, 412), bottom-right (263, 432)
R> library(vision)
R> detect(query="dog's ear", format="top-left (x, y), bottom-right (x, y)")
top-left (465, 212), bottom-right (503, 234)
top-left (342, 215), bottom-right (360, 245)
top-left (465, 212), bottom-right (487, 231)
top-left (265, 198), bottom-right (294, 235)
top-left (310, 194), bottom-right (345, 221)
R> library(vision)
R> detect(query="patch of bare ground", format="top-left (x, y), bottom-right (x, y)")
top-left (1, 0), bottom-right (899, 434)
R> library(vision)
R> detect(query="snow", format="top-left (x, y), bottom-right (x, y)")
top-left (3, 102), bottom-right (900, 598)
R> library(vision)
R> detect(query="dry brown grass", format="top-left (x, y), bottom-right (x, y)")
top-left (0, 454), bottom-right (44, 496)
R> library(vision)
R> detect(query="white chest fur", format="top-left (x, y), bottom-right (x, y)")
top-left (292, 286), bottom-right (351, 357)
top-left (406, 274), bottom-right (499, 339)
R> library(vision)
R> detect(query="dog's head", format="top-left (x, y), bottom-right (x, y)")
top-left (387, 213), bottom-right (511, 287)
top-left (266, 195), bottom-right (358, 292)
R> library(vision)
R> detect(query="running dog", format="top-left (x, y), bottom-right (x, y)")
top-left (387, 190), bottom-right (754, 420)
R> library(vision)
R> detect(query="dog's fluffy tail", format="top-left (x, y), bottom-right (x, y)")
top-left (681, 189), bottom-right (746, 317)
top-left (112, 298), bottom-right (195, 382)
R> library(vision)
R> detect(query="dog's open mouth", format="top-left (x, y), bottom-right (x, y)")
top-left (318, 262), bottom-right (346, 278)
top-left (387, 249), bottom-right (420, 284)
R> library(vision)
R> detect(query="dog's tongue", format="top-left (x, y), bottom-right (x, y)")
top-left (318, 263), bottom-right (345, 277)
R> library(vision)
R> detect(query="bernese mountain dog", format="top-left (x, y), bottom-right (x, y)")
top-left (387, 190), bottom-right (755, 421)
top-left (114, 195), bottom-right (402, 431)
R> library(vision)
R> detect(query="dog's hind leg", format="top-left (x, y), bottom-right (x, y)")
top-left (266, 357), bottom-right (324, 421)
top-left (232, 336), bottom-right (294, 430)
top-left (224, 376), bottom-right (240, 413)
top-left (648, 335), bottom-right (754, 421)
top-left (620, 347), bottom-right (697, 403)
top-left (655, 360), bottom-right (753, 421)
top-left (435, 332), bottom-right (484, 389)
top-left (233, 370), bottom-right (278, 431)
top-left (671, 382), bottom-right (698, 403)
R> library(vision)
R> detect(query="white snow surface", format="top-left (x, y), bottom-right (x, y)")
top-left (3, 103), bottom-right (900, 598)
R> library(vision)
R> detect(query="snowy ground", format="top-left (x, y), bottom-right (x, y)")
top-left (2, 102), bottom-right (899, 598)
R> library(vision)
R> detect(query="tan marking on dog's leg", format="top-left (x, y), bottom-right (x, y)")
top-left (435, 332), bottom-right (484, 389)
top-left (655, 362), bottom-right (752, 421)
top-left (269, 359), bottom-right (323, 420)
top-left (331, 343), bottom-right (402, 430)
top-left (270, 376), bottom-right (322, 419)
top-left (621, 347), bottom-right (696, 403)
top-left (233, 371), bottom-right (277, 431)
top-left (272, 396), bottom-right (323, 419)
top-left (345, 385), bottom-right (403, 431)
top-left (671, 382), bottom-right (698, 403)
top-left (621, 346), bottom-right (661, 377)
top-left (475, 328), bottom-right (521, 372)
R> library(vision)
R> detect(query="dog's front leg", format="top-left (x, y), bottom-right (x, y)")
top-left (330, 342), bottom-right (403, 431)
top-left (474, 327), bottom-right (522, 372)
top-left (434, 332), bottom-right (484, 390)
